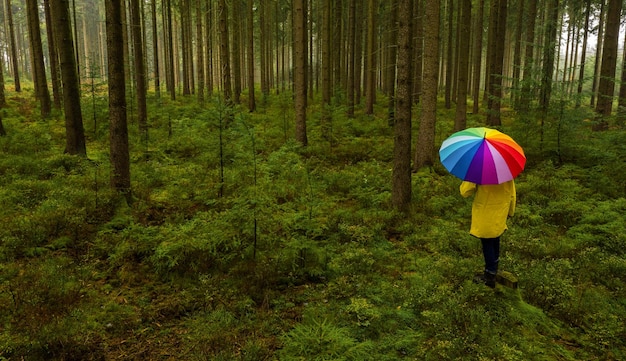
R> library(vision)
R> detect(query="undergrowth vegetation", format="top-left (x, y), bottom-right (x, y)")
top-left (1, 89), bottom-right (625, 360)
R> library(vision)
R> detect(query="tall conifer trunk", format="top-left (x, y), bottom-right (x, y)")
top-left (50, 0), bottom-right (87, 156)
top-left (26, 0), bottom-right (51, 117)
top-left (294, 0), bottom-right (308, 146)
top-left (130, 0), bottom-right (147, 133)
top-left (392, 0), bottom-right (414, 211)
top-left (414, 0), bottom-right (439, 170)
top-left (106, 0), bottom-right (131, 200)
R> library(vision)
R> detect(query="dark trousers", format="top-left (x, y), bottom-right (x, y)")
top-left (480, 237), bottom-right (500, 274)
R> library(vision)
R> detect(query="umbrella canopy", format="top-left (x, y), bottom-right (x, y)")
top-left (439, 127), bottom-right (526, 185)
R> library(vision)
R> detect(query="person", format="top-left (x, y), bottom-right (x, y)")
top-left (460, 180), bottom-right (516, 288)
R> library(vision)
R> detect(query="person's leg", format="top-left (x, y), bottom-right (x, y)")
top-left (493, 236), bottom-right (500, 272)
top-left (479, 237), bottom-right (500, 288)
top-left (480, 237), bottom-right (500, 274)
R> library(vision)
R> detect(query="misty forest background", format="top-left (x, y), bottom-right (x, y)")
top-left (1, 0), bottom-right (626, 360)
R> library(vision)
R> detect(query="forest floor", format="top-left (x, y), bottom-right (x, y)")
top-left (1, 91), bottom-right (625, 360)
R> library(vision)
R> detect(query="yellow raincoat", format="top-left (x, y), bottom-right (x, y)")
top-left (460, 180), bottom-right (516, 238)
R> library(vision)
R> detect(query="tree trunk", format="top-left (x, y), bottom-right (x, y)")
top-left (321, 0), bottom-right (332, 138)
top-left (50, 0), bottom-right (87, 156)
top-left (354, 1), bottom-right (363, 102)
top-left (105, 0), bottom-right (131, 200)
top-left (414, 0), bottom-right (439, 170)
top-left (0, 53), bottom-right (5, 108)
top-left (247, 0), bottom-right (255, 111)
top-left (322, 0), bottom-right (331, 106)
top-left (539, 0), bottom-right (558, 114)
top-left (130, 0), bottom-right (147, 133)
top-left (294, 0), bottom-right (308, 146)
top-left (386, 1), bottom-right (399, 125)
top-left (180, 0), bottom-right (191, 96)
top-left (365, 0), bottom-right (377, 115)
top-left (219, 0), bottom-right (232, 104)
top-left (595, 0), bottom-right (621, 128)
top-left (332, 0), bottom-right (342, 91)
top-left (165, 0), bottom-right (176, 100)
top-left (205, 0), bottom-right (214, 96)
top-left (444, 0), bottom-right (453, 109)
top-left (392, 0), bottom-right (413, 212)
top-left (511, 0), bottom-right (524, 106)
top-left (576, 0), bottom-right (591, 108)
top-left (454, 0), bottom-right (471, 131)
top-left (196, 0), bottom-right (204, 103)
top-left (232, 0), bottom-right (242, 104)
top-left (471, 0), bottom-right (484, 114)
top-left (347, 0), bottom-right (356, 118)
top-left (5, 0), bottom-right (21, 92)
top-left (520, 0), bottom-right (537, 111)
top-left (486, 0), bottom-right (507, 126)
top-left (0, 113), bottom-right (5, 136)
top-left (259, 1), bottom-right (269, 98)
top-left (43, 0), bottom-right (62, 108)
top-left (617, 27), bottom-right (626, 124)
top-left (26, 0), bottom-right (52, 117)
top-left (413, 0), bottom-right (423, 103)
top-left (590, 1), bottom-right (605, 108)
top-left (152, 0), bottom-right (160, 98)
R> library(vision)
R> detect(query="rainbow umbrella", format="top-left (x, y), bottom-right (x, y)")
top-left (439, 127), bottom-right (526, 185)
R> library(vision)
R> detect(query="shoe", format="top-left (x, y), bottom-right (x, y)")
top-left (473, 271), bottom-right (496, 288)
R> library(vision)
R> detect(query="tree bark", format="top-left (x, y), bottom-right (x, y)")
top-left (332, 0), bottom-right (342, 90)
top-left (106, 0), bottom-right (131, 200)
top-left (413, 0), bottom-right (423, 103)
top-left (50, 0), bottom-right (87, 156)
top-left (5, 0), bottom-right (21, 92)
top-left (386, 1), bottom-right (399, 125)
top-left (354, 1), bottom-right (364, 102)
top-left (0, 52), bottom-right (5, 108)
top-left (180, 0), bottom-right (191, 95)
top-left (219, 0), bottom-right (232, 104)
top-left (205, 0), bottom-right (214, 96)
top-left (294, 0), bottom-right (308, 146)
top-left (259, 1), bottom-right (269, 98)
top-left (392, 0), bottom-right (413, 212)
top-left (595, 0), bottom-right (621, 128)
top-left (130, 0), bottom-right (147, 133)
top-left (26, 0), bottom-right (52, 117)
top-left (539, 0), bottom-right (558, 114)
top-left (454, 0), bottom-right (471, 131)
top-left (618, 27), bottom-right (626, 124)
top-left (511, 0), bottom-right (524, 106)
top-left (0, 113), bottom-right (5, 136)
top-left (365, 0), bottom-right (377, 115)
top-left (247, 0), bottom-right (256, 111)
top-left (152, 0), bottom-right (160, 98)
top-left (196, 0), bottom-right (205, 104)
top-left (165, 0), bottom-right (176, 100)
top-left (486, 0), bottom-right (507, 126)
top-left (43, 0), bottom-right (62, 108)
top-left (590, 1), bottom-right (605, 108)
top-left (576, 0), bottom-right (591, 108)
top-left (347, 0), bottom-right (356, 118)
top-left (232, 0), bottom-right (242, 104)
top-left (444, 0), bottom-right (453, 109)
top-left (414, 0), bottom-right (439, 170)
top-left (322, 0), bottom-right (332, 106)
top-left (471, 0), bottom-right (484, 114)
top-left (321, 0), bottom-right (332, 137)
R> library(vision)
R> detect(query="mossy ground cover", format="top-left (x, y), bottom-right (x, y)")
top-left (1, 90), bottom-right (625, 360)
